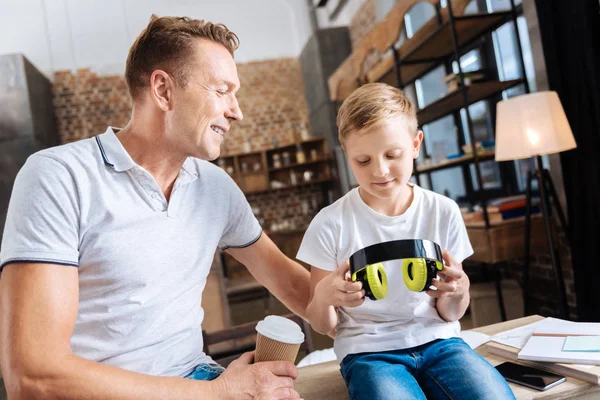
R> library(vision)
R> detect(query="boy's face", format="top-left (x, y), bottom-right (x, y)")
top-left (344, 115), bottom-right (423, 203)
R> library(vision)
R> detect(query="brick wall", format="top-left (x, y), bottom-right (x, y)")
top-left (349, 0), bottom-right (376, 49)
top-left (348, 0), bottom-right (382, 81)
top-left (53, 69), bottom-right (131, 143)
top-left (224, 58), bottom-right (310, 155)
top-left (247, 184), bottom-right (326, 236)
top-left (52, 58), bottom-right (309, 153)
top-left (506, 229), bottom-right (577, 319)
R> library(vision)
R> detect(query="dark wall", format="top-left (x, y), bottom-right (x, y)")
top-left (300, 27), bottom-right (353, 194)
top-left (300, 27), bottom-right (351, 151)
top-left (0, 54), bottom-right (58, 245)
top-left (534, 0), bottom-right (600, 321)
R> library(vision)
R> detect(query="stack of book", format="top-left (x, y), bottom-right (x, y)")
top-left (461, 194), bottom-right (540, 226)
top-left (487, 317), bottom-right (600, 384)
top-left (487, 194), bottom-right (540, 220)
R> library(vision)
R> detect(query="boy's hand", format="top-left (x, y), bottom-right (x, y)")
top-left (426, 250), bottom-right (470, 299)
top-left (314, 261), bottom-right (365, 308)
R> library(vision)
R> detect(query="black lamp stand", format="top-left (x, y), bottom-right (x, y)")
top-left (523, 155), bottom-right (571, 319)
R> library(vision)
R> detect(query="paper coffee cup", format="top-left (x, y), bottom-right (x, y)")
top-left (255, 315), bottom-right (305, 363)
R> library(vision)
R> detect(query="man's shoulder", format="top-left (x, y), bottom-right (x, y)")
top-left (33, 136), bottom-right (99, 169)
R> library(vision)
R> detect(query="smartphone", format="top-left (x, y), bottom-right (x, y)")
top-left (495, 362), bottom-right (566, 391)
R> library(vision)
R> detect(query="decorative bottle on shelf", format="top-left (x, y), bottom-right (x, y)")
top-left (290, 170), bottom-right (298, 186)
top-left (242, 139), bottom-right (251, 153)
top-left (295, 143), bottom-right (306, 164)
top-left (273, 154), bottom-right (281, 169)
top-left (299, 123), bottom-right (311, 141)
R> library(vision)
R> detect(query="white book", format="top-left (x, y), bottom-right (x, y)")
top-left (518, 336), bottom-right (600, 365)
top-left (533, 317), bottom-right (600, 337)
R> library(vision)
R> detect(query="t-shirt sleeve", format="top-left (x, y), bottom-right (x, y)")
top-left (218, 172), bottom-right (262, 250)
top-left (446, 202), bottom-right (474, 264)
top-left (296, 208), bottom-right (339, 271)
top-left (0, 154), bottom-right (80, 271)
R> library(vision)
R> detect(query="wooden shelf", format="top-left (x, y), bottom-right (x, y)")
top-left (415, 151), bottom-right (495, 174)
top-left (246, 177), bottom-right (333, 195)
top-left (405, 12), bottom-right (512, 63)
top-left (368, 57), bottom-right (437, 91)
top-left (370, 12), bottom-right (513, 88)
top-left (239, 171), bottom-right (265, 177)
top-left (268, 157), bottom-right (331, 172)
top-left (214, 137), bottom-right (330, 195)
top-left (417, 79), bottom-right (523, 126)
top-left (265, 137), bottom-right (327, 154)
top-left (466, 215), bottom-right (549, 264)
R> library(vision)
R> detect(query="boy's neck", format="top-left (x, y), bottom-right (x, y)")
top-left (358, 184), bottom-right (414, 217)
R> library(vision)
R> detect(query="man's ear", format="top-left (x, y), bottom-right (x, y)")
top-left (149, 70), bottom-right (174, 112)
top-left (413, 130), bottom-right (424, 159)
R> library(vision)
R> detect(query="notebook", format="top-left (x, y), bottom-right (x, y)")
top-left (563, 336), bottom-right (600, 352)
top-left (532, 317), bottom-right (600, 337)
top-left (518, 336), bottom-right (600, 364)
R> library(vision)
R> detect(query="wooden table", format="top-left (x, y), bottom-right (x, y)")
top-left (295, 316), bottom-right (600, 400)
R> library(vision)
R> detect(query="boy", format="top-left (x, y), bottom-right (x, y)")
top-left (297, 83), bottom-right (514, 399)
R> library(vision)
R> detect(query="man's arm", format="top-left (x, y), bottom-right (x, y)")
top-left (226, 234), bottom-right (311, 319)
top-left (0, 263), bottom-right (219, 399)
top-left (0, 263), bottom-right (299, 400)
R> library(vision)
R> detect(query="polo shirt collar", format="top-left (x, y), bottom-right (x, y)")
top-left (95, 127), bottom-right (136, 172)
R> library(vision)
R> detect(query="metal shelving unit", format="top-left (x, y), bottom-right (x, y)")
top-left (379, 0), bottom-right (530, 229)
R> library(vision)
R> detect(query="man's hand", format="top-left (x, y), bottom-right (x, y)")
top-left (313, 261), bottom-right (365, 308)
top-left (215, 352), bottom-right (303, 400)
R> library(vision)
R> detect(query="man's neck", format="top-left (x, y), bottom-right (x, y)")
top-left (116, 120), bottom-right (186, 201)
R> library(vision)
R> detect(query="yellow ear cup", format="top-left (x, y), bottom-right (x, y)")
top-left (402, 258), bottom-right (429, 292)
top-left (365, 263), bottom-right (388, 300)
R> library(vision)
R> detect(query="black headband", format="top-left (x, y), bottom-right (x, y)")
top-left (349, 239), bottom-right (443, 275)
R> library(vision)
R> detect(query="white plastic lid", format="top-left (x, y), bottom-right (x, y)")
top-left (255, 315), bottom-right (305, 344)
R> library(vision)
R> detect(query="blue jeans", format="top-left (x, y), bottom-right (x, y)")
top-left (184, 363), bottom-right (225, 381)
top-left (341, 338), bottom-right (515, 400)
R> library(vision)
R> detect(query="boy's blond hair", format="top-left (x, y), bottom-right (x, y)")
top-left (337, 83), bottom-right (418, 144)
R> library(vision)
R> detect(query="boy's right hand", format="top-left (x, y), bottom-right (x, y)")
top-left (313, 261), bottom-right (365, 308)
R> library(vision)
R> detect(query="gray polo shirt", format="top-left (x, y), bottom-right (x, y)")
top-left (0, 127), bottom-right (262, 377)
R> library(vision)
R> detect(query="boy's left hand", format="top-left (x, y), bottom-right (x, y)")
top-left (426, 250), bottom-right (470, 299)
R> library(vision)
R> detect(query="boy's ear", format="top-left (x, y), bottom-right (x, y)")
top-left (413, 130), bottom-right (424, 159)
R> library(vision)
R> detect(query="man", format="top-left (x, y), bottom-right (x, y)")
top-left (0, 15), bottom-right (309, 399)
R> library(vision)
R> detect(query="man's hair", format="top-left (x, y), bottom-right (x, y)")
top-left (125, 15), bottom-right (240, 99)
top-left (337, 83), bottom-right (418, 143)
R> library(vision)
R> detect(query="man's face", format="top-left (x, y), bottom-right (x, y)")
top-left (344, 115), bottom-right (422, 205)
top-left (167, 39), bottom-right (243, 160)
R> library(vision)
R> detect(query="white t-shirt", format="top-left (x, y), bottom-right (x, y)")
top-left (0, 127), bottom-right (262, 377)
top-left (297, 184), bottom-right (473, 363)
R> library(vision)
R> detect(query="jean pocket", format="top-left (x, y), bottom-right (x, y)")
top-left (186, 363), bottom-right (225, 381)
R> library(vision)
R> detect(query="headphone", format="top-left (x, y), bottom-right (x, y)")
top-left (349, 239), bottom-right (444, 300)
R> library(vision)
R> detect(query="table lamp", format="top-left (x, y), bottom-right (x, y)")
top-left (495, 91), bottom-right (577, 319)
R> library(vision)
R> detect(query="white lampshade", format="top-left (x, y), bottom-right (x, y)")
top-left (495, 91), bottom-right (577, 161)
